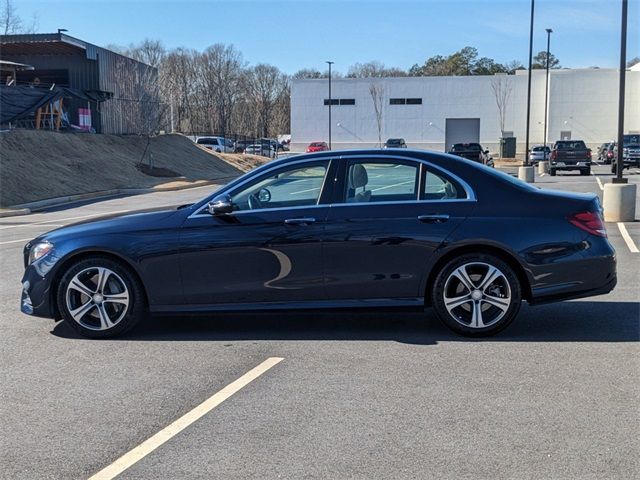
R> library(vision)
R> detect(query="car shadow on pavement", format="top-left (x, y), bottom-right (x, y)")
top-left (51, 300), bottom-right (640, 345)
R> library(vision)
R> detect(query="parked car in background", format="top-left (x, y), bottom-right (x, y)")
top-left (528, 145), bottom-right (550, 164)
top-left (196, 137), bottom-right (234, 153)
top-left (244, 143), bottom-right (276, 158)
top-left (448, 143), bottom-right (494, 167)
top-left (234, 140), bottom-right (254, 153)
top-left (549, 140), bottom-right (592, 176)
top-left (601, 143), bottom-right (616, 165)
top-left (384, 138), bottom-right (407, 148)
top-left (597, 142), bottom-right (611, 162)
top-left (611, 134), bottom-right (640, 173)
top-left (306, 141), bottom-right (329, 153)
top-left (21, 148), bottom-right (616, 339)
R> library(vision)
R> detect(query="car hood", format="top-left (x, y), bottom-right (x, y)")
top-left (37, 206), bottom-right (187, 243)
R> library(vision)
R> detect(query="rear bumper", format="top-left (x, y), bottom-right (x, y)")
top-left (550, 161), bottom-right (591, 170)
top-left (529, 251), bottom-right (616, 305)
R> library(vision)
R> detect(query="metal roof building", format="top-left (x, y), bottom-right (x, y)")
top-left (0, 33), bottom-right (158, 134)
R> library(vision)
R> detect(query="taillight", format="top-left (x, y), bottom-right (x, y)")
top-left (568, 211), bottom-right (607, 237)
top-left (551, 150), bottom-right (557, 160)
top-left (586, 150), bottom-right (592, 159)
top-left (607, 151), bottom-right (613, 158)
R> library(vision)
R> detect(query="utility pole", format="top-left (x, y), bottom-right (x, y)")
top-left (543, 28), bottom-right (552, 151)
top-left (326, 61), bottom-right (334, 150)
top-left (524, 0), bottom-right (535, 166)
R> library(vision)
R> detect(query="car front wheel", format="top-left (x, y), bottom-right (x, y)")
top-left (431, 254), bottom-right (522, 337)
top-left (57, 257), bottom-right (145, 338)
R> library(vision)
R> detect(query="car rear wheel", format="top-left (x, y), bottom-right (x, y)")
top-left (431, 254), bottom-right (522, 337)
top-left (581, 168), bottom-right (590, 176)
top-left (549, 169), bottom-right (556, 176)
top-left (57, 257), bottom-right (145, 339)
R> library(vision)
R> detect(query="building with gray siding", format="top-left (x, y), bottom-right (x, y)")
top-left (0, 33), bottom-right (158, 134)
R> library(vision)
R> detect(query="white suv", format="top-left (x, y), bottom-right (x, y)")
top-left (196, 137), bottom-right (234, 153)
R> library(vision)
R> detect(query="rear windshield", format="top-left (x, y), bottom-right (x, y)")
top-left (386, 139), bottom-right (404, 145)
top-left (310, 142), bottom-right (325, 147)
top-left (555, 141), bottom-right (586, 149)
top-left (452, 143), bottom-right (481, 152)
top-left (197, 138), bottom-right (219, 145)
top-left (532, 146), bottom-right (548, 152)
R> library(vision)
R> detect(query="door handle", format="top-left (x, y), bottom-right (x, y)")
top-left (284, 217), bottom-right (316, 225)
top-left (418, 214), bottom-right (449, 224)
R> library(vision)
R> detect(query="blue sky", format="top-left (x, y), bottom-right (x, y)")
top-left (17, 0), bottom-right (640, 74)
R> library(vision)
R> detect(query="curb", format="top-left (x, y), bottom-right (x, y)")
top-left (0, 208), bottom-right (31, 218)
top-left (3, 178), bottom-right (235, 217)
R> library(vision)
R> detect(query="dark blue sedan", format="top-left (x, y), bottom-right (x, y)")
top-left (21, 149), bottom-right (616, 338)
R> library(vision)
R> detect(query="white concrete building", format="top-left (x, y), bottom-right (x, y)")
top-left (291, 67), bottom-right (640, 155)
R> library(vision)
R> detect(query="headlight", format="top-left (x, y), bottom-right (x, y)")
top-left (28, 241), bottom-right (53, 265)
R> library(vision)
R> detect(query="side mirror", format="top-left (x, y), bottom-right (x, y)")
top-left (208, 194), bottom-right (233, 215)
top-left (484, 150), bottom-right (490, 154)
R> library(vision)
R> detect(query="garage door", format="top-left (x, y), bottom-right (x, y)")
top-left (445, 118), bottom-right (480, 151)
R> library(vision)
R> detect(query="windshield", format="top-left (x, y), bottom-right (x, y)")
top-left (623, 134), bottom-right (640, 145)
top-left (452, 144), bottom-right (481, 152)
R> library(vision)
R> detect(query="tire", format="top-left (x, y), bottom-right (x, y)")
top-left (611, 164), bottom-right (616, 174)
top-left (549, 169), bottom-right (556, 176)
top-left (56, 256), bottom-right (146, 339)
top-left (431, 253), bottom-right (522, 337)
top-left (581, 168), bottom-right (590, 176)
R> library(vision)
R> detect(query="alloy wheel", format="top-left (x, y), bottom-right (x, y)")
top-left (443, 262), bottom-right (511, 329)
top-left (65, 267), bottom-right (130, 331)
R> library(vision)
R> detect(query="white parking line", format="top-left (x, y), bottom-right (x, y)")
top-left (0, 210), bottom-right (132, 230)
top-left (617, 223), bottom-right (639, 253)
top-left (289, 187), bottom-right (320, 195)
top-left (371, 180), bottom-right (414, 192)
top-left (0, 237), bottom-right (33, 246)
top-left (88, 357), bottom-right (284, 480)
top-left (595, 176), bottom-right (604, 191)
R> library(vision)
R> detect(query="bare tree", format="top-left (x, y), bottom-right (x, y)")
top-left (490, 75), bottom-right (513, 140)
top-left (244, 64), bottom-right (289, 138)
top-left (348, 61), bottom-right (406, 78)
top-left (1, 0), bottom-right (37, 34)
top-left (369, 82), bottom-right (385, 147)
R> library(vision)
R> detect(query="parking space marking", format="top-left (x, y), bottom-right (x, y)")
top-left (617, 223), bottom-right (639, 253)
top-left (0, 210), bottom-right (132, 230)
top-left (88, 357), bottom-right (284, 480)
top-left (0, 237), bottom-right (33, 246)
top-left (595, 176), bottom-right (604, 191)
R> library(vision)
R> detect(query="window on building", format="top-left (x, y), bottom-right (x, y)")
top-left (324, 98), bottom-right (355, 106)
top-left (389, 98), bottom-right (422, 105)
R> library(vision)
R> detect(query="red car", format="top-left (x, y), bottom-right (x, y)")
top-left (306, 141), bottom-right (329, 153)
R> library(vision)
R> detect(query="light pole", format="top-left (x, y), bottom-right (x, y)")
top-left (543, 28), bottom-right (552, 151)
top-left (524, 0), bottom-right (535, 167)
top-left (614, 0), bottom-right (627, 185)
top-left (326, 61), bottom-right (334, 150)
top-left (603, 0), bottom-right (635, 222)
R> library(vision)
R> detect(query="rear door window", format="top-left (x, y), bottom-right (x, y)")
top-left (343, 160), bottom-right (419, 204)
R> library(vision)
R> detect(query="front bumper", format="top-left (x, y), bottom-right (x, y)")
top-left (21, 263), bottom-right (56, 319)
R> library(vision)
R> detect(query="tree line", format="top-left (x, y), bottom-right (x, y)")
top-left (113, 41), bottom-right (568, 138)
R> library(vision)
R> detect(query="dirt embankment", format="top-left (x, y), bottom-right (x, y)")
top-left (0, 130), bottom-right (270, 207)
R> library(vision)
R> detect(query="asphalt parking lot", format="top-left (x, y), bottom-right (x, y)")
top-left (1, 164), bottom-right (638, 479)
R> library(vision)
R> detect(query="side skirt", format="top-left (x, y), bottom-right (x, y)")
top-left (150, 297), bottom-right (425, 314)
